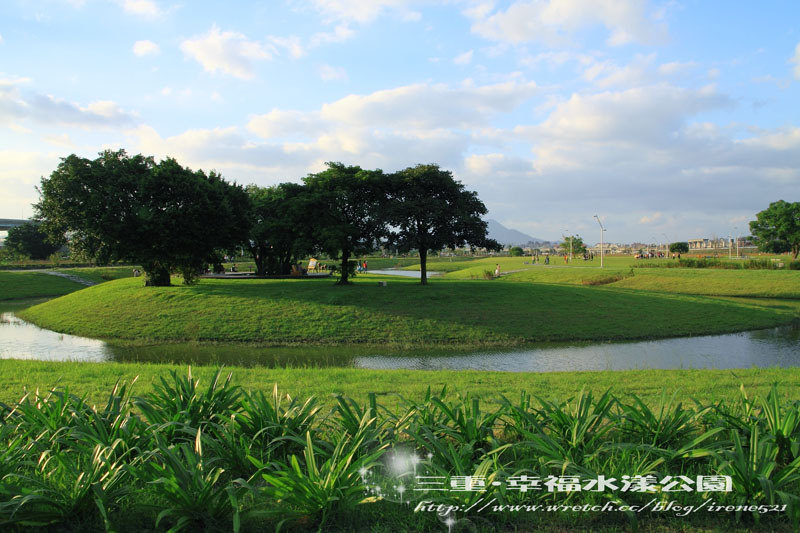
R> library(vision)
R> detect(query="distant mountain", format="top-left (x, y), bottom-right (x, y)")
top-left (486, 219), bottom-right (541, 246)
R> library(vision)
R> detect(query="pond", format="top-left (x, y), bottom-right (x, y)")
top-left (1, 299), bottom-right (798, 371)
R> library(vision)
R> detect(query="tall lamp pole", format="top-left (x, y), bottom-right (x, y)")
top-left (593, 215), bottom-right (605, 268)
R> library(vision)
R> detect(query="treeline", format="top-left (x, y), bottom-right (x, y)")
top-left (35, 151), bottom-right (499, 286)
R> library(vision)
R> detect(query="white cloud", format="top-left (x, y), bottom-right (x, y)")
top-left (268, 35), bottom-right (306, 59)
top-left (521, 85), bottom-right (731, 144)
top-left (319, 64), bottom-right (348, 81)
top-left (132, 40), bottom-right (160, 57)
top-left (318, 80), bottom-right (539, 130)
top-left (639, 212), bottom-right (662, 224)
top-left (468, 0), bottom-right (667, 46)
top-left (123, 0), bottom-right (161, 17)
top-left (7, 123), bottom-right (31, 134)
top-left (0, 79), bottom-right (136, 127)
top-left (310, 24), bottom-right (356, 47)
top-left (310, 0), bottom-right (421, 24)
top-left (454, 50), bottom-right (474, 65)
top-left (791, 42), bottom-right (800, 79)
top-left (180, 26), bottom-right (274, 80)
top-left (43, 133), bottom-right (74, 147)
top-left (0, 34), bottom-right (4, 44)
top-left (247, 109), bottom-right (323, 139)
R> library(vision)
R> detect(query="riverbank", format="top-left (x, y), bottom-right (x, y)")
top-left (15, 276), bottom-right (797, 346)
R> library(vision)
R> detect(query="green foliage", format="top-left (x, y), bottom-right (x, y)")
top-left (384, 164), bottom-right (500, 284)
top-left (669, 241), bottom-right (689, 253)
top-left (303, 162), bottom-right (386, 285)
top-left (509, 246), bottom-right (524, 256)
top-left (246, 183), bottom-right (315, 276)
top-left (750, 200), bottom-right (800, 260)
top-left (35, 150), bottom-right (251, 286)
top-left (4, 222), bottom-right (63, 260)
top-left (1, 371), bottom-right (800, 530)
top-left (562, 234), bottom-right (587, 256)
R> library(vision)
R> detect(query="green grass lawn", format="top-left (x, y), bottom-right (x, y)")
top-left (0, 360), bottom-right (797, 411)
top-left (0, 271), bottom-right (85, 300)
top-left (16, 276), bottom-right (795, 346)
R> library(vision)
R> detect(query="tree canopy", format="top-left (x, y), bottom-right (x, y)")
top-left (4, 222), bottom-right (64, 260)
top-left (385, 164), bottom-right (499, 284)
top-left (562, 235), bottom-right (587, 256)
top-left (36, 150), bottom-right (250, 285)
top-left (246, 183), bottom-right (314, 276)
top-left (750, 200), bottom-right (800, 260)
top-left (303, 162), bottom-right (386, 284)
top-left (669, 242), bottom-right (689, 254)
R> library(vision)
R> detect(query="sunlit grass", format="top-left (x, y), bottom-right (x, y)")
top-left (16, 276), bottom-right (794, 346)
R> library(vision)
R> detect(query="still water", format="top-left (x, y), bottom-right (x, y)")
top-left (1, 306), bottom-right (798, 372)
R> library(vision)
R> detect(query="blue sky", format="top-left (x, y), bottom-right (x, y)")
top-left (1, 0), bottom-right (798, 244)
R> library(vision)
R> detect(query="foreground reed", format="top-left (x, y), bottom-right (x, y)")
top-left (0, 368), bottom-right (798, 532)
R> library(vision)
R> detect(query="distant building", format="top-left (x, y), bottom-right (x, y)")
top-left (688, 238), bottom-right (731, 250)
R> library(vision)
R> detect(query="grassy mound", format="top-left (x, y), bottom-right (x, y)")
top-left (18, 276), bottom-right (795, 346)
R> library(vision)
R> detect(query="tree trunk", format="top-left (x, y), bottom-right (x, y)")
top-left (144, 262), bottom-right (171, 286)
top-left (419, 247), bottom-right (428, 285)
top-left (337, 249), bottom-right (350, 285)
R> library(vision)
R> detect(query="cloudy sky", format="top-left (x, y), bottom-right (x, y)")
top-left (1, 0), bottom-right (798, 244)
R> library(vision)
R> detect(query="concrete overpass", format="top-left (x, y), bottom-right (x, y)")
top-left (0, 219), bottom-right (34, 231)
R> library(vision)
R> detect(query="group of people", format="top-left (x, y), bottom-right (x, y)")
top-left (356, 260), bottom-right (368, 273)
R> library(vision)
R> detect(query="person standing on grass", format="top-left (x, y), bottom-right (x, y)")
top-left (495, 263), bottom-right (500, 278)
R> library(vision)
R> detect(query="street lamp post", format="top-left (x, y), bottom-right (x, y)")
top-left (563, 230), bottom-right (573, 261)
top-left (593, 215), bottom-right (605, 268)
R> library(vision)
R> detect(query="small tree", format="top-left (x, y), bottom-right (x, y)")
top-left (750, 200), bottom-right (800, 260)
top-left (385, 164), bottom-right (500, 284)
top-left (509, 246), bottom-right (524, 257)
top-left (562, 235), bottom-right (587, 256)
top-left (4, 222), bottom-right (64, 260)
top-left (304, 162), bottom-right (386, 285)
top-left (669, 242), bottom-right (689, 254)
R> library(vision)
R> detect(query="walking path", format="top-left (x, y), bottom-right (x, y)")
top-left (42, 271), bottom-right (97, 286)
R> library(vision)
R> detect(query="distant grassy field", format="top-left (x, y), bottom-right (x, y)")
top-left (17, 275), bottom-right (795, 346)
top-left (0, 271), bottom-right (84, 300)
top-left (395, 255), bottom-right (800, 299)
top-left (60, 266), bottom-right (138, 284)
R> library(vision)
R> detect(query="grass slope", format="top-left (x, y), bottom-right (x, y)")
top-left (18, 276), bottom-right (795, 346)
top-left (0, 271), bottom-right (85, 300)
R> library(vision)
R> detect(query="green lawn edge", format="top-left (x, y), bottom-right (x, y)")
top-left (1, 361), bottom-right (798, 410)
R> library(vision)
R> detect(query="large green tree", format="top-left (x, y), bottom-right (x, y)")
top-left (385, 164), bottom-right (500, 284)
top-left (303, 162), bottom-right (386, 284)
top-left (36, 150), bottom-right (250, 286)
top-left (246, 183), bottom-right (314, 276)
top-left (750, 200), bottom-right (800, 260)
top-left (4, 222), bottom-right (64, 259)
